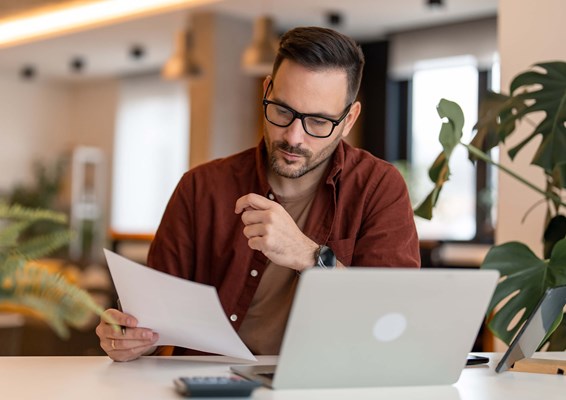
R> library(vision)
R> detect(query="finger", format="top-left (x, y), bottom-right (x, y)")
top-left (107, 334), bottom-right (158, 352)
top-left (242, 224), bottom-right (267, 240)
top-left (240, 209), bottom-right (268, 226)
top-left (102, 308), bottom-right (138, 328)
top-left (101, 331), bottom-right (159, 360)
top-left (107, 342), bottom-right (156, 362)
top-left (247, 237), bottom-right (264, 252)
top-left (235, 193), bottom-right (274, 213)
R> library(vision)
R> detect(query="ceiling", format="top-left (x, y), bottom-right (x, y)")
top-left (0, 0), bottom-right (498, 80)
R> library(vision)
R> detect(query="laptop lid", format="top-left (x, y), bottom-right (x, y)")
top-left (234, 268), bottom-right (499, 389)
top-left (496, 285), bottom-right (566, 373)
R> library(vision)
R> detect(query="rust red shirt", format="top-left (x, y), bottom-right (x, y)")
top-left (147, 139), bottom-right (420, 355)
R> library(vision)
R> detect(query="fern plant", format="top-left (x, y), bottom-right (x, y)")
top-left (0, 202), bottom-right (106, 338)
top-left (414, 61), bottom-right (566, 350)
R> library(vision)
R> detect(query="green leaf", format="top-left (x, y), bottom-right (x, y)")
top-left (543, 215), bottom-right (566, 259)
top-left (12, 230), bottom-right (72, 260)
top-left (0, 263), bottom-right (104, 338)
top-left (501, 62), bottom-right (566, 183)
top-left (0, 202), bottom-right (106, 340)
top-left (481, 238), bottom-right (566, 345)
top-left (0, 203), bottom-right (67, 224)
top-left (437, 98), bottom-right (464, 158)
top-left (413, 99), bottom-right (464, 220)
top-left (470, 91), bottom-right (509, 156)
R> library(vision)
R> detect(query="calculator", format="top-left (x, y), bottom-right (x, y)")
top-left (174, 376), bottom-right (262, 397)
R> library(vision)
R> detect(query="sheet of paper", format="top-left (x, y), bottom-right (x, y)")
top-left (103, 249), bottom-right (256, 361)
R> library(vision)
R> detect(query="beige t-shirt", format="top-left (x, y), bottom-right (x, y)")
top-left (237, 186), bottom-right (317, 355)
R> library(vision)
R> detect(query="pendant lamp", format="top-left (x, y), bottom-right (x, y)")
top-left (241, 16), bottom-right (278, 76)
top-left (161, 27), bottom-right (202, 80)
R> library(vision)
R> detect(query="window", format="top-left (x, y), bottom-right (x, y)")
top-left (411, 56), bottom-right (479, 240)
top-left (111, 74), bottom-right (188, 235)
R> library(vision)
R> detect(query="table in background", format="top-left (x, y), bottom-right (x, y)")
top-left (2, 353), bottom-right (565, 399)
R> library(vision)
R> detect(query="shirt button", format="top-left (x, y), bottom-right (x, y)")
top-left (250, 269), bottom-right (258, 277)
top-left (230, 314), bottom-right (238, 322)
top-left (268, 193), bottom-right (275, 200)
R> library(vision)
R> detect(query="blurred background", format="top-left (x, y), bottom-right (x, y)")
top-left (0, 0), bottom-right (555, 355)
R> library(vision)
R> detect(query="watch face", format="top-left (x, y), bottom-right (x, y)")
top-left (318, 245), bottom-right (337, 268)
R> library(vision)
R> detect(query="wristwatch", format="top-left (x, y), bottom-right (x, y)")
top-left (314, 245), bottom-right (337, 269)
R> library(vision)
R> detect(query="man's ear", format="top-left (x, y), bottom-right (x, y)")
top-left (340, 101), bottom-right (362, 139)
top-left (262, 76), bottom-right (272, 94)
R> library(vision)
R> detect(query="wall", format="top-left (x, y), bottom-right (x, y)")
top-left (497, 0), bottom-right (566, 255)
top-left (389, 17), bottom-right (498, 80)
top-left (189, 12), bottom-right (258, 168)
top-left (68, 78), bottom-right (118, 244)
top-left (0, 74), bottom-right (72, 193)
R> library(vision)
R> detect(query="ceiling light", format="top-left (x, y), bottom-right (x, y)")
top-left (0, 0), bottom-right (219, 49)
top-left (161, 28), bottom-right (202, 80)
top-left (241, 16), bottom-right (278, 77)
top-left (327, 11), bottom-right (343, 27)
top-left (20, 65), bottom-right (36, 80)
top-left (130, 45), bottom-right (146, 60)
top-left (70, 57), bottom-right (86, 73)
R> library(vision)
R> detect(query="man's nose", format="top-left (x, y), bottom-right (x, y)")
top-left (283, 118), bottom-right (306, 146)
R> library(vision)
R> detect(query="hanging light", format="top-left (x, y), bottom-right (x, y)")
top-left (161, 27), bottom-right (202, 80)
top-left (241, 15), bottom-right (278, 76)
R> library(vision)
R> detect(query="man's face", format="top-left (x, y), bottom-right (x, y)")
top-left (263, 60), bottom-right (360, 179)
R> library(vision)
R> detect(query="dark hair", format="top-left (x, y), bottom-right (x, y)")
top-left (272, 27), bottom-right (365, 104)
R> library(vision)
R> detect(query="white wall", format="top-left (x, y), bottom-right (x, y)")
top-left (497, 0), bottom-right (566, 255)
top-left (0, 75), bottom-right (72, 192)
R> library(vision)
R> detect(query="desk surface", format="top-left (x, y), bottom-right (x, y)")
top-left (2, 353), bottom-right (565, 399)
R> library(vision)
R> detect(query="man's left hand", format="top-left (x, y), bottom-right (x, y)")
top-left (235, 193), bottom-right (318, 270)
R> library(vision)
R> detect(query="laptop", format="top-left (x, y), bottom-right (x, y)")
top-left (231, 268), bottom-right (499, 389)
top-left (496, 285), bottom-right (566, 373)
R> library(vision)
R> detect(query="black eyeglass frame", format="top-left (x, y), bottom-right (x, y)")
top-left (262, 81), bottom-right (352, 139)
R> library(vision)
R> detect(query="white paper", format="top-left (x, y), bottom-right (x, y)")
top-left (103, 249), bottom-right (256, 361)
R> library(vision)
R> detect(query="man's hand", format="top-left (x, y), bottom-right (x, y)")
top-left (95, 308), bottom-right (159, 362)
top-left (235, 193), bottom-right (318, 270)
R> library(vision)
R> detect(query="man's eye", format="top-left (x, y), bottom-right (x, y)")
top-left (309, 118), bottom-right (330, 126)
top-left (275, 106), bottom-right (292, 116)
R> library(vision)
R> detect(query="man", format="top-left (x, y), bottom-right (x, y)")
top-left (96, 26), bottom-right (420, 362)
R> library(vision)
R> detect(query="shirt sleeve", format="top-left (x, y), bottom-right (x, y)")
top-left (147, 173), bottom-right (195, 280)
top-left (352, 164), bottom-right (420, 268)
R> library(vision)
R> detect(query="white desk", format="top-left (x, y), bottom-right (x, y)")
top-left (2, 353), bottom-right (564, 399)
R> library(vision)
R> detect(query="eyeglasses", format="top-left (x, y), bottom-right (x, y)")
top-left (262, 81), bottom-right (352, 138)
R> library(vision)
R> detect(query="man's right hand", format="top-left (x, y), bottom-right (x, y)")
top-left (95, 308), bottom-right (159, 362)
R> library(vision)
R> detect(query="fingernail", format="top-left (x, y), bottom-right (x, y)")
top-left (142, 331), bottom-right (151, 339)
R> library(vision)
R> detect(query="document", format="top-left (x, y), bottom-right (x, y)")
top-left (103, 249), bottom-right (256, 361)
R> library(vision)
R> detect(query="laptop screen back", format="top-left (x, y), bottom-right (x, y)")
top-left (271, 268), bottom-right (499, 389)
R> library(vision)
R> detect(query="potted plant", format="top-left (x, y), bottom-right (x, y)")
top-left (415, 61), bottom-right (566, 350)
top-left (0, 202), bottom-right (110, 340)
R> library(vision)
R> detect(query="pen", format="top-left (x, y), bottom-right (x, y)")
top-left (116, 298), bottom-right (127, 335)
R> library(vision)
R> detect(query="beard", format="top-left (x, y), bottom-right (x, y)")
top-left (265, 126), bottom-right (343, 179)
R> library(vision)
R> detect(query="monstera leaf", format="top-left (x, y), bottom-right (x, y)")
top-left (414, 99), bottom-right (464, 219)
top-left (481, 238), bottom-right (566, 347)
top-left (502, 62), bottom-right (566, 184)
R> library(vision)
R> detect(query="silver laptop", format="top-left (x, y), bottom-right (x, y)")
top-left (232, 268), bottom-right (499, 389)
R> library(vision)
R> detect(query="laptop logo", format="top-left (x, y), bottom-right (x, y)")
top-left (373, 312), bottom-right (407, 342)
